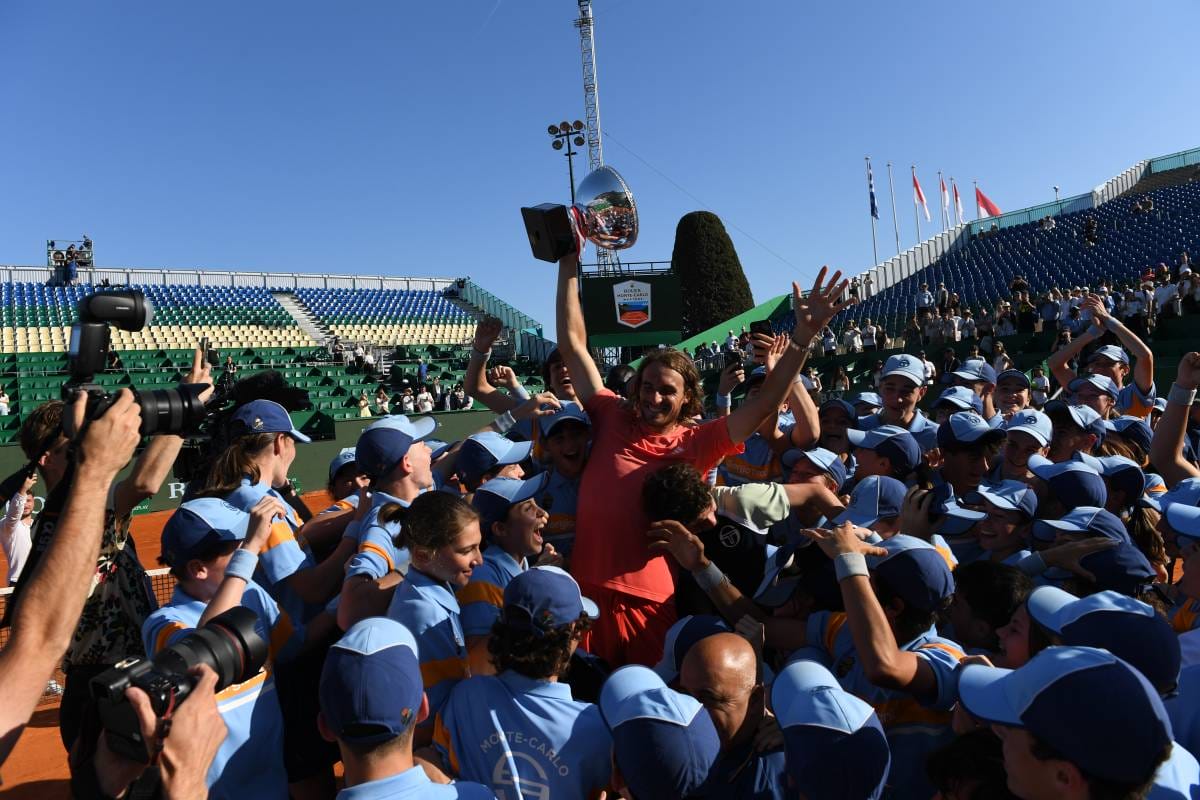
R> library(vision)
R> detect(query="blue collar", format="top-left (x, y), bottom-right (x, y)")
top-left (338, 766), bottom-right (433, 799)
top-left (498, 670), bottom-right (573, 700)
top-left (407, 568), bottom-right (460, 615)
top-left (483, 544), bottom-right (526, 575)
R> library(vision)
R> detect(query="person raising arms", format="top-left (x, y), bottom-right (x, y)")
top-left (554, 238), bottom-right (851, 667)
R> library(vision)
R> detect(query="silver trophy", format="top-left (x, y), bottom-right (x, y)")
top-left (521, 165), bottom-right (638, 262)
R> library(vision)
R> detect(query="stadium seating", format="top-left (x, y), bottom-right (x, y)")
top-left (824, 180), bottom-right (1200, 333)
top-left (295, 288), bottom-right (475, 346)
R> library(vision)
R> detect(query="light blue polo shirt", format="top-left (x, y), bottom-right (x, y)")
top-left (336, 766), bottom-right (495, 799)
top-left (142, 583), bottom-right (295, 799)
top-left (1117, 381), bottom-right (1157, 420)
top-left (433, 671), bottom-right (611, 800)
top-left (345, 490), bottom-right (412, 579)
top-left (717, 431), bottom-right (786, 487)
top-left (538, 467), bottom-right (580, 557)
top-left (224, 477), bottom-right (313, 622)
top-left (802, 611), bottom-right (965, 800)
top-left (387, 568), bottom-right (468, 724)
top-left (458, 544), bottom-right (525, 638)
top-left (857, 411), bottom-right (939, 452)
top-left (1150, 744), bottom-right (1200, 799)
top-left (1165, 666), bottom-right (1200, 762)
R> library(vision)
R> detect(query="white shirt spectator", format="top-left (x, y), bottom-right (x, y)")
top-left (863, 323), bottom-right (878, 343)
top-left (416, 390), bottom-right (434, 413)
top-left (842, 327), bottom-right (862, 351)
top-left (942, 316), bottom-right (960, 342)
top-left (401, 394), bottom-right (415, 413)
top-left (1155, 283), bottom-right (1179, 313)
top-left (725, 333), bottom-right (738, 351)
top-left (960, 317), bottom-right (976, 339)
top-left (1, 490), bottom-right (32, 585)
top-left (821, 329), bottom-right (837, 353)
top-left (0, 392), bottom-right (9, 416)
top-left (922, 359), bottom-right (937, 383)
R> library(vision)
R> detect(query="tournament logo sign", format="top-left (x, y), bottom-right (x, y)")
top-left (613, 280), bottom-right (651, 329)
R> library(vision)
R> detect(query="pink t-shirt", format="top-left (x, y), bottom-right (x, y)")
top-left (573, 390), bottom-right (742, 602)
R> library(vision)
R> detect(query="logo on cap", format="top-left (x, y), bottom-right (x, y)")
top-left (897, 357), bottom-right (911, 367)
top-left (253, 417), bottom-right (264, 430)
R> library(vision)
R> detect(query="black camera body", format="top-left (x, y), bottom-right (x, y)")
top-left (63, 290), bottom-right (210, 436)
top-left (91, 607), bottom-right (267, 764)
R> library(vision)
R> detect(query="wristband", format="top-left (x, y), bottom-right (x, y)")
top-left (693, 561), bottom-right (728, 593)
top-left (226, 548), bottom-right (259, 582)
top-left (1169, 383), bottom-right (1198, 407)
top-left (493, 410), bottom-right (516, 434)
top-left (1086, 324), bottom-right (1105, 339)
top-left (715, 393), bottom-right (732, 409)
top-left (834, 552), bottom-right (869, 582)
top-left (470, 346), bottom-right (491, 360)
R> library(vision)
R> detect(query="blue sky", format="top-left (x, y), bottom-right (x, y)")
top-left (1, 1), bottom-right (1197, 328)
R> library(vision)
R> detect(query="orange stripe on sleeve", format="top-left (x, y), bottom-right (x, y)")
top-left (261, 520), bottom-right (297, 554)
top-left (153, 622), bottom-right (188, 654)
top-left (824, 612), bottom-right (848, 654)
top-left (359, 541), bottom-right (395, 571)
top-left (432, 714), bottom-right (460, 775)
top-left (269, 613), bottom-right (295, 660)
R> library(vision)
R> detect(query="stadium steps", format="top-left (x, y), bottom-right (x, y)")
top-left (1127, 165), bottom-right (1200, 197)
top-left (271, 291), bottom-right (330, 344)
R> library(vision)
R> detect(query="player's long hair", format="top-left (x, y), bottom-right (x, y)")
top-left (630, 349), bottom-right (705, 421)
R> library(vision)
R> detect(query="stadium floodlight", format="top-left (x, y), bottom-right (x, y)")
top-left (546, 117), bottom-right (586, 204)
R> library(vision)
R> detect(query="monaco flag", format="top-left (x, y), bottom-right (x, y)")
top-left (976, 186), bottom-right (1002, 219)
top-left (940, 175), bottom-right (949, 213)
top-left (913, 171), bottom-right (931, 221)
top-left (953, 180), bottom-right (964, 224)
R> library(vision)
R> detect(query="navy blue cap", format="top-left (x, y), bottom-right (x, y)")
top-left (1089, 454), bottom-right (1146, 504)
top-left (952, 358), bottom-right (997, 385)
top-left (537, 402), bottom-right (592, 437)
top-left (781, 447), bottom-right (847, 492)
top-left (1027, 587), bottom-right (1181, 694)
top-left (833, 475), bottom-right (906, 528)
top-left (329, 447), bottom-right (357, 480)
top-left (1045, 400), bottom-right (1107, 443)
top-left (654, 615), bottom-right (732, 682)
top-left (1069, 374), bottom-right (1120, 401)
top-left (928, 483), bottom-right (987, 537)
top-left (937, 411), bottom-right (1006, 449)
top-left (819, 398), bottom-right (858, 421)
top-left (502, 565), bottom-right (599, 636)
top-left (1032, 505), bottom-right (1127, 544)
top-left (1028, 455), bottom-right (1108, 510)
top-left (958, 646), bottom-right (1172, 785)
top-left (355, 415), bottom-right (437, 479)
top-left (230, 399), bottom-right (311, 443)
top-left (600, 666), bottom-right (721, 799)
top-left (457, 432), bottom-right (532, 484)
top-left (866, 534), bottom-right (955, 611)
top-left (846, 391), bottom-right (884, 410)
top-left (319, 618), bottom-right (423, 744)
top-left (472, 473), bottom-right (550, 535)
top-left (973, 480), bottom-right (1038, 519)
top-left (996, 368), bottom-right (1032, 389)
top-left (772, 661), bottom-right (891, 800)
top-left (161, 498), bottom-right (249, 569)
top-left (424, 439), bottom-right (452, 461)
top-left (1104, 416), bottom-right (1154, 454)
top-left (846, 426), bottom-right (921, 477)
top-left (933, 386), bottom-right (983, 414)
top-left (881, 355), bottom-right (925, 386)
top-left (1004, 408), bottom-right (1053, 447)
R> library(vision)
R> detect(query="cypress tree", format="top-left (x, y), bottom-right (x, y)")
top-left (670, 211), bottom-right (755, 337)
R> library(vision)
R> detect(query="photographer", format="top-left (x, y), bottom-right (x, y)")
top-left (0, 390), bottom-right (141, 766)
top-left (18, 348), bottom-right (213, 753)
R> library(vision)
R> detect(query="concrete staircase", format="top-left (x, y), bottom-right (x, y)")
top-left (272, 291), bottom-right (330, 344)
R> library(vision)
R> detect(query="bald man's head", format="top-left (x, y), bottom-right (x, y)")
top-left (678, 632), bottom-right (762, 749)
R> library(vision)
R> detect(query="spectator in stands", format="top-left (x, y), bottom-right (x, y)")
top-left (949, 292), bottom-right (962, 315)
top-left (870, 360), bottom-right (884, 389)
top-left (936, 282), bottom-right (950, 314)
top-left (924, 314), bottom-right (942, 347)
top-left (449, 385), bottom-right (472, 410)
top-left (1180, 267), bottom-right (1198, 316)
top-left (863, 318), bottom-right (878, 351)
top-left (821, 325), bottom-right (838, 356)
top-left (354, 343), bottom-right (365, 370)
top-left (903, 315), bottom-right (922, 348)
top-left (842, 321), bottom-right (863, 354)
top-left (1084, 215), bottom-right (1099, 245)
top-left (1155, 279), bottom-right (1180, 321)
top-left (418, 357), bottom-right (428, 383)
top-left (0, 472), bottom-right (35, 586)
top-left (992, 342), bottom-right (1014, 374)
top-left (940, 348), bottom-right (961, 385)
top-left (358, 390), bottom-right (372, 417)
top-left (725, 330), bottom-right (738, 352)
top-left (0, 389), bottom-right (9, 417)
top-left (832, 365), bottom-right (851, 397)
top-left (917, 283), bottom-right (934, 318)
top-left (874, 323), bottom-right (888, 351)
top-left (416, 384), bottom-right (434, 414)
top-left (1010, 275), bottom-right (1030, 295)
top-left (920, 351), bottom-right (938, 386)
top-left (376, 386), bottom-right (391, 415)
top-left (19, 349), bottom-right (212, 753)
top-left (364, 350), bottom-right (377, 376)
top-left (401, 387), bottom-right (415, 414)
top-left (941, 311), bottom-right (960, 344)
top-left (1031, 366), bottom-right (1050, 408)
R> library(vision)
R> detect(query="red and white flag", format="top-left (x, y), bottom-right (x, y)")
top-left (940, 175), bottom-right (949, 214)
top-left (976, 186), bottom-right (1002, 219)
top-left (953, 180), bottom-right (964, 224)
top-left (913, 170), bottom-right (931, 222)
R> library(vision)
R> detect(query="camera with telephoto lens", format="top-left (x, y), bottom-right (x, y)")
top-left (90, 607), bottom-right (267, 763)
top-left (64, 290), bottom-right (210, 435)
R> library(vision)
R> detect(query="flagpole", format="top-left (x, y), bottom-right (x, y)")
top-left (887, 161), bottom-right (901, 255)
top-left (938, 170), bottom-right (947, 231)
top-left (911, 165), bottom-right (921, 244)
top-left (974, 180), bottom-right (979, 220)
top-left (866, 156), bottom-right (878, 265)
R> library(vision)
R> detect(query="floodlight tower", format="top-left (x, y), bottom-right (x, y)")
top-left (574, 0), bottom-right (618, 273)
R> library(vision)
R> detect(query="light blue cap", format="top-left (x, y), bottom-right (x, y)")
top-left (1004, 409), bottom-right (1052, 446)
